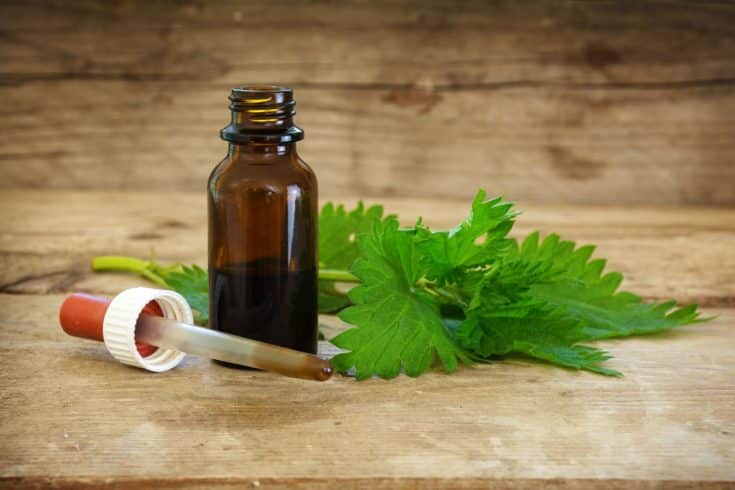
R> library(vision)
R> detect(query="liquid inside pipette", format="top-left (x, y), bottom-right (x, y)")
top-left (135, 313), bottom-right (333, 381)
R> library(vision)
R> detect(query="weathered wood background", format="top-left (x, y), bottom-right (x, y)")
top-left (2, 3), bottom-right (735, 487)
top-left (1, 0), bottom-right (734, 204)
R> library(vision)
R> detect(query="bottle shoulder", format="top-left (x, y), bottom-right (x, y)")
top-left (208, 155), bottom-right (231, 184)
top-left (208, 153), bottom-right (317, 194)
top-left (296, 155), bottom-right (318, 188)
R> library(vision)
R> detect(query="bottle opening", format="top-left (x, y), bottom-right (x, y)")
top-left (222, 85), bottom-right (303, 143)
top-left (229, 85), bottom-right (293, 111)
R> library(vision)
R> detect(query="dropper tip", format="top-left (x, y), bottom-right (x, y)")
top-left (318, 363), bottom-right (334, 381)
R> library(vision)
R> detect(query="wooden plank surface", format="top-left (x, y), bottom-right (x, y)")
top-left (1, 190), bottom-right (734, 488)
top-left (1, 1), bottom-right (734, 204)
top-left (0, 294), bottom-right (734, 488)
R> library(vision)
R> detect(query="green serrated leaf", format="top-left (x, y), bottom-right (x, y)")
top-left (509, 233), bottom-right (704, 341)
top-left (455, 306), bottom-right (619, 376)
top-left (319, 201), bottom-right (388, 270)
top-left (331, 218), bottom-right (471, 379)
top-left (159, 264), bottom-right (209, 324)
top-left (415, 190), bottom-right (517, 284)
top-left (318, 201), bottom-right (388, 314)
top-left (318, 281), bottom-right (352, 313)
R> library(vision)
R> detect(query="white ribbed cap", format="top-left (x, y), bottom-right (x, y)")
top-left (102, 287), bottom-right (191, 372)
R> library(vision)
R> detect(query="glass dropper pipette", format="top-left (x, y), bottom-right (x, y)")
top-left (59, 289), bottom-right (333, 381)
top-left (135, 313), bottom-right (333, 381)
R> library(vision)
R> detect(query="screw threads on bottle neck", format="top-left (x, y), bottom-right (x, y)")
top-left (221, 85), bottom-right (304, 143)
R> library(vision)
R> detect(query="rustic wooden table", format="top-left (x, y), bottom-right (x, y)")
top-left (1, 191), bottom-right (734, 488)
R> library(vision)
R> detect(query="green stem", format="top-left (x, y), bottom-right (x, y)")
top-left (418, 279), bottom-right (468, 308)
top-left (318, 269), bottom-right (360, 283)
top-left (92, 256), bottom-right (359, 285)
top-left (92, 256), bottom-right (168, 287)
top-left (435, 286), bottom-right (469, 308)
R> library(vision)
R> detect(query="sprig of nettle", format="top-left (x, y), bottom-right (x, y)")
top-left (93, 190), bottom-right (707, 379)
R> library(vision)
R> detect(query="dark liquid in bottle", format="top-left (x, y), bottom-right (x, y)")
top-left (210, 259), bottom-right (318, 357)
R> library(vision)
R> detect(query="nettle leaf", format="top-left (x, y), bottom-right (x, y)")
top-left (159, 264), bottom-right (209, 324)
top-left (416, 190), bottom-right (516, 284)
top-left (509, 233), bottom-right (705, 341)
top-left (331, 218), bottom-right (471, 379)
top-left (319, 201), bottom-right (388, 270)
top-left (453, 231), bottom-right (702, 376)
top-left (318, 282), bottom-right (352, 313)
top-left (455, 305), bottom-right (619, 376)
top-left (453, 257), bottom-right (613, 375)
top-left (318, 201), bottom-right (388, 314)
top-left (465, 257), bottom-right (559, 314)
top-left (512, 342), bottom-right (620, 377)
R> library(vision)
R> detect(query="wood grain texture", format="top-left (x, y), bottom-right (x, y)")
top-left (2, 191), bottom-right (734, 305)
top-left (2, 479), bottom-right (735, 490)
top-left (1, 190), bottom-right (734, 487)
top-left (1, 294), bottom-right (734, 487)
top-left (1, 0), bottom-right (734, 204)
top-left (2, 480), bottom-right (734, 490)
top-left (2, 2), bottom-right (735, 484)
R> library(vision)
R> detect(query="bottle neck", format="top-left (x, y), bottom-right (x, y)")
top-left (220, 86), bottom-right (304, 145)
top-left (228, 141), bottom-right (296, 160)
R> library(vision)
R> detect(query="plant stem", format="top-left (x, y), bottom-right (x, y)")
top-left (435, 286), bottom-right (469, 308)
top-left (318, 269), bottom-right (359, 283)
top-left (92, 256), bottom-right (359, 285)
top-left (92, 256), bottom-right (168, 287)
top-left (419, 280), bottom-right (468, 308)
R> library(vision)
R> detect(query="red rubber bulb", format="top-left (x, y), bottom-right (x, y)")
top-left (59, 293), bottom-right (160, 357)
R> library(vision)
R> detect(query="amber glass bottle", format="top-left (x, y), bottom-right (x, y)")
top-left (208, 86), bottom-right (318, 357)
